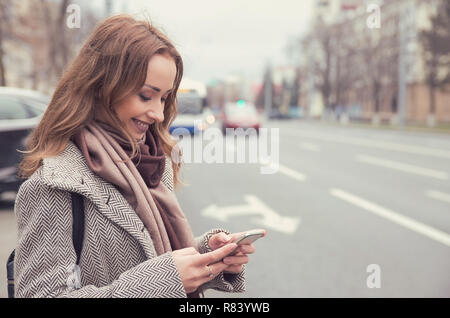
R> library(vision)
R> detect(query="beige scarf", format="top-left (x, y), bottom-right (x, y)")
top-left (72, 121), bottom-right (197, 256)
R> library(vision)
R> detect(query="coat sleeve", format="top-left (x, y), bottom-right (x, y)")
top-left (14, 176), bottom-right (186, 298)
top-left (195, 229), bottom-right (246, 293)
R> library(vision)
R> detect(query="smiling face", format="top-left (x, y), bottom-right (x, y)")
top-left (114, 52), bottom-right (177, 141)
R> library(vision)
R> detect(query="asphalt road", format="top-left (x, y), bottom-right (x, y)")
top-left (178, 120), bottom-right (450, 297)
top-left (1, 120), bottom-right (449, 298)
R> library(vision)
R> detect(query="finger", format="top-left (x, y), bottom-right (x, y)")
top-left (224, 265), bottom-right (244, 274)
top-left (223, 255), bottom-right (249, 266)
top-left (209, 232), bottom-right (232, 250)
top-left (202, 265), bottom-right (215, 280)
top-left (237, 244), bottom-right (256, 255)
top-left (218, 232), bottom-right (232, 244)
top-left (228, 244), bottom-right (255, 257)
top-left (208, 262), bottom-right (229, 277)
top-left (196, 262), bottom-right (229, 286)
top-left (196, 243), bottom-right (237, 265)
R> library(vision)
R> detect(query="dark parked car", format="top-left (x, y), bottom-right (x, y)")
top-left (0, 87), bottom-right (50, 195)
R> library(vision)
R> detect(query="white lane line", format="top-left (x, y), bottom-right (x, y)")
top-left (300, 142), bottom-right (321, 152)
top-left (356, 154), bottom-right (449, 180)
top-left (426, 190), bottom-right (450, 204)
top-left (289, 131), bottom-right (450, 159)
top-left (277, 164), bottom-right (307, 182)
top-left (330, 188), bottom-right (450, 247)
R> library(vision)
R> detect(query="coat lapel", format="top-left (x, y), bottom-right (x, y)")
top-left (40, 141), bottom-right (157, 259)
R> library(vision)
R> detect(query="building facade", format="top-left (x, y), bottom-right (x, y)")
top-left (300, 0), bottom-right (450, 124)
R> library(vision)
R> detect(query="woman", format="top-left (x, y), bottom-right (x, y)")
top-left (14, 14), bottom-right (257, 298)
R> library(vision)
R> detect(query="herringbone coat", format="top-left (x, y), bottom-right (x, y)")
top-left (14, 141), bottom-right (245, 298)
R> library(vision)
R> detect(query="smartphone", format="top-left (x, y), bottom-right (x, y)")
top-left (227, 229), bottom-right (267, 256)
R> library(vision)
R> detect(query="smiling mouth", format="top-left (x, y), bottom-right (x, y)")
top-left (132, 118), bottom-right (150, 133)
top-left (133, 117), bottom-right (152, 125)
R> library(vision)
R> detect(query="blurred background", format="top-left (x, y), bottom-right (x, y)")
top-left (0, 0), bottom-right (449, 297)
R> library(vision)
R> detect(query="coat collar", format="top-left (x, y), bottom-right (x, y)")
top-left (40, 140), bottom-right (156, 258)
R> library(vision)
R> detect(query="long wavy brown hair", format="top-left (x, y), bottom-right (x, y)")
top-left (18, 14), bottom-right (185, 188)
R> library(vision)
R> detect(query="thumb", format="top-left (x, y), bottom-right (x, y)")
top-left (200, 243), bottom-right (237, 265)
top-left (219, 232), bottom-right (232, 243)
top-left (209, 232), bottom-right (232, 250)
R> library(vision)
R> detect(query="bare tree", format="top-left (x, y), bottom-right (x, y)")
top-left (360, 28), bottom-right (383, 116)
top-left (302, 18), bottom-right (333, 112)
top-left (358, 17), bottom-right (399, 122)
top-left (0, 0), bottom-right (101, 91)
top-left (39, 0), bottom-right (70, 86)
top-left (314, 19), bottom-right (332, 111)
top-left (0, 0), bottom-right (12, 86)
top-left (329, 19), bottom-right (357, 111)
top-left (420, 0), bottom-right (450, 118)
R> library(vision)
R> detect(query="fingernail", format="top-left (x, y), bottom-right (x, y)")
top-left (223, 258), bottom-right (231, 264)
top-left (222, 234), bottom-right (232, 242)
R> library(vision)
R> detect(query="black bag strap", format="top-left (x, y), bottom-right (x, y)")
top-left (71, 192), bottom-right (85, 265)
top-left (7, 250), bottom-right (15, 298)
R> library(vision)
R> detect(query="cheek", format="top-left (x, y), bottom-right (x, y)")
top-left (116, 98), bottom-right (140, 121)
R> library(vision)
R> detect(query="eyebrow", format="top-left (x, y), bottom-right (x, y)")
top-left (143, 84), bottom-right (172, 94)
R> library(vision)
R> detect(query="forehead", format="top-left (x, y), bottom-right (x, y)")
top-left (145, 53), bottom-right (177, 90)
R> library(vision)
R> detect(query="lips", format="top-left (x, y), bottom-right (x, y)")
top-left (132, 118), bottom-right (149, 133)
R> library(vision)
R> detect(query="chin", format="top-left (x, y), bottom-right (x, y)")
top-left (133, 133), bottom-right (145, 141)
top-left (125, 123), bottom-right (142, 139)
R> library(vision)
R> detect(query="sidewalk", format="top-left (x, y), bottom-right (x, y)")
top-left (311, 118), bottom-right (450, 136)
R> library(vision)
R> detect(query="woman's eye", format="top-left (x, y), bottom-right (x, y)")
top-left (139, 93), bottom-right (151, 102)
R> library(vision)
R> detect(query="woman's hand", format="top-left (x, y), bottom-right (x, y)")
top-left (208, 232), bottom-right (257, 274)
top-left (172, 243), bottom-right (237, 294)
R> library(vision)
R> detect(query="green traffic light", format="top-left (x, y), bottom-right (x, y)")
top-left (237, 100), bottom-right (246, 107)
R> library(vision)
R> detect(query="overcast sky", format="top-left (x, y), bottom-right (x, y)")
top-left (109, 0), bottom-right (315, 84)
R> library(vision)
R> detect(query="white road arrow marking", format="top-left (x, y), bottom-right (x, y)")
top-left (201, 194), bottom-right (300, 234)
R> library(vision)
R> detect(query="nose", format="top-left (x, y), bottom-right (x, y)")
top-left (147, 102), bottom-right (165, 123)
